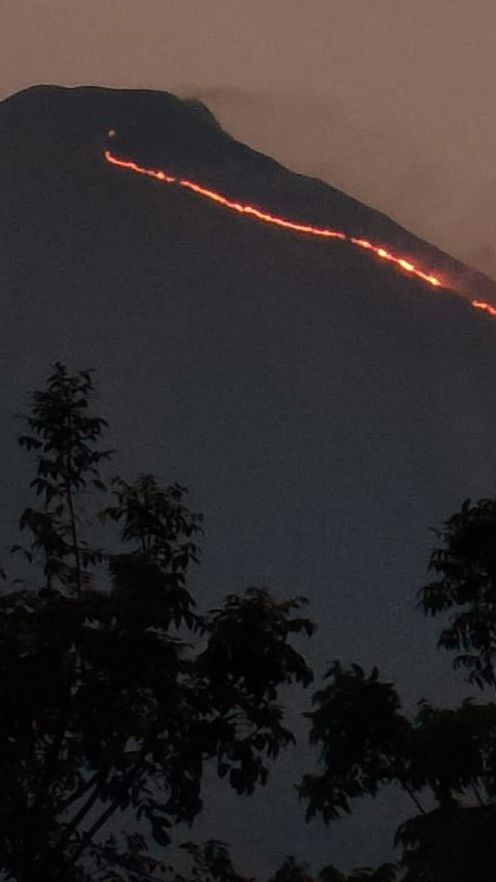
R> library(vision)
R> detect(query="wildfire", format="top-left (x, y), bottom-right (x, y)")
top-left (104, 149), bottom-right (496, 321)
top-left (472, 300), bottom-right (496, 318)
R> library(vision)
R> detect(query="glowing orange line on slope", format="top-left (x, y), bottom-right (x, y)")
top-left (472, 300), bottom-right (496, 317)
top-left (179, 178), bottom-right (347, 239)
top-left (104, 149), bottom-right (496, 321)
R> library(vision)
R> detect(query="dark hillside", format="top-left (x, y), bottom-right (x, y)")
top-left (2, 84), bottom-right (496, 873)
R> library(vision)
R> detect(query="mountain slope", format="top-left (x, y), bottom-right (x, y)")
top-left (2, 84), bottom-right (496, 874)
top-left (4, 84), bottom-right (496, 304)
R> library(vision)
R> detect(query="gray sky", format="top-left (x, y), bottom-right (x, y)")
top-left (3, 0), bottom-right (496, 276)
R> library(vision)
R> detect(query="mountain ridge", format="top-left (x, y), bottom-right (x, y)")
top-left (3, 84), bottom-right (496, 306)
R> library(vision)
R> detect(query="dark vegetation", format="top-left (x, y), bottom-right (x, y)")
top-left (1, 364), bottom-right (496, 881)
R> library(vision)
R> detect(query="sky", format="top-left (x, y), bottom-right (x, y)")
top-left (2, 0), bottom-right (496, 278)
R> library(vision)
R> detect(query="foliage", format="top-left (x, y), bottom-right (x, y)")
top-left (419, 496), bottom-right (496, 687)
top-left (0, 365), bottom-right (315, 882)
top-left (395, 802), bottom-right (496, 881)
top-left (299, 665), bottom-right (496, 878)
top-left (299, 663), bottom-right (409, 821)
top-left (12, 362), bottom-right (113, 594)
top-left (4, 363), bottom-right (496, 881)
top-left (317, 863), bottom-right (397, 882)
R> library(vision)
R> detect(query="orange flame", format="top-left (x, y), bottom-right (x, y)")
top-left (104, 149), bottom-right (496, 321)
top-left (472, 300), bottom-right (496, 318)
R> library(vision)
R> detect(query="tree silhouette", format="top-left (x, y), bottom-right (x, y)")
top-left (298, 492), bottom-right (496, 880)
top-left (420, 496), bottom-right (496, 687)
top-left (4, 365), bottom-right (496, 881)
top-left (299, 661), bottom-right (496, 879)
top-left (0, 364), bottom-right (315, 882)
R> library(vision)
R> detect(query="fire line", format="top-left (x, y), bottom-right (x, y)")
top-left (104, 149), bottom-right (496, 321)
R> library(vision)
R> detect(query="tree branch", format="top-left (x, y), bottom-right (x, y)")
top-left (66, 723), bottom-right (164, 868)
top-left (58, 770), bottom-right (100, 814)
top-left (471, 780), bottom-right (486, 807)
top-left (67, 797), bottom-right (121, 869)
top-left (402, 782), bottom-right (426, 815)
top-left (51, 769), bottom-right (109, 861)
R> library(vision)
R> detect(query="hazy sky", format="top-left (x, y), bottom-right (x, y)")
top-left (3, 0), bottom-right (496, 277)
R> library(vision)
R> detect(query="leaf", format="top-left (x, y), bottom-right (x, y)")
top-left (150, 816), bottom-right (171, 847)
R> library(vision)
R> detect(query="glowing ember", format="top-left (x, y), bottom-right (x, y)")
top-left (104, 149), bottom-right (496, 321)
top-left (472, 300), bottom-right (496, 318)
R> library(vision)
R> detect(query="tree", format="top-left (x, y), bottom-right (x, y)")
top-left (7, 364), bottom-right (496, 882)
top-left (298, 662), bottom-right (496, 880)
top-left (0, 364), bottom-right (316, 882)
top-left (297, 493), bottom-right (496, 880)
top-left (12, 361), bottom-right (113, 595)
top-left (420, 496), bottom-right (496, 687)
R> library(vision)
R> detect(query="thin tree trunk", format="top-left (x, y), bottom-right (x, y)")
top-left (402, 782), bottom-right (426, 815)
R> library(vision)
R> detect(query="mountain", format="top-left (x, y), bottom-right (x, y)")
top-left (2, 84), bottom-right (496, 874)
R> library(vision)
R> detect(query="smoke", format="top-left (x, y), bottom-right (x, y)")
top-left (191, 87), bottom-right (496, 282)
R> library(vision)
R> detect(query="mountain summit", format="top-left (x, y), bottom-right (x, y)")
top-left (3, 84), bottom-right (496, 304)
